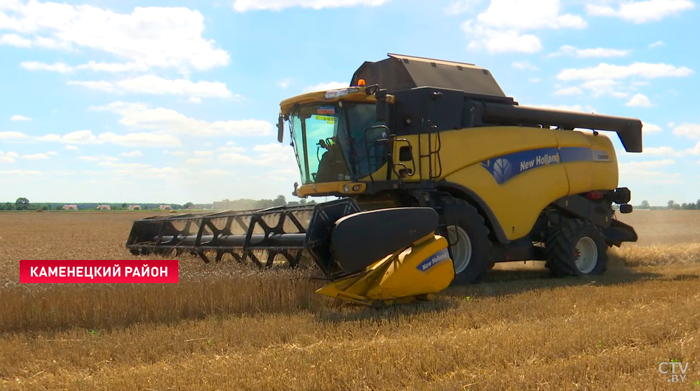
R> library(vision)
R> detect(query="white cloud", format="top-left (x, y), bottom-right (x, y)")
top-left (473, 0), bottom-right (585, 29)
top-left (68, 76), bottom-right (237, 99)
top-left (37, 130), bottom-right (181, 147)
top-left (445, 0), bottom-right (483, 14)
top-left (626, 93), bottom-right (653, 107)
top-left (22, 153), bottom-right (49, 160)
top-left (303, 81), bottom-right (348, 93)
top-left (618, 159), bottom-right (682, 184)
top-left (65, 145), bottom-right (78, 150)
top-left (649, 40), bottom-right (665, 48)
top-left (576, 48), bottom-right (631, 58)
top-left (667, 122), bottom-right (675, 127)
top-left (24, 61), bottom-right (150, 74)
top-left (218, 152), bottom-right (255, 165)
top-left (0, 131), bottom-right (28, 139)
top-left (218, 142), bottom-right (246, 153)
top-left (110, 166), bottom-right (181, 179)
top-left (184, 158), bottom-right (211, 164)
top-left (643, 146), bottom-right (676, 156)
top-left (92, 101), bottom-right (273, 137)
top-left (0, 151), bottom-right (19, 163)
top-left (620, 159), bottom-right (676, 169)
top-left (233, 0), bottom-right (391, 12)
top-left (553, 86), bottom-right (583, 96)
top-left (0, 33), bottom-right (31, 47)
top-left (4, 3), bottom-right (230, 73)
top-left (194, 150), bottom-right (214, 156)
top-left (550, 45), bottom-right (631, 58)
top-left (528, 78), bottom-right (541, 83)
top-left (20, 61), bottom-right (74, 73)
top-left (99, 161), bottom-right (151, 169)
top-left (461, 0), bottom-right (585, 54)
top-left (628, 141), bottom-right (700, 157)
top-left (32, 36), bottom-right (71, 50)
top-left (586, 0), bottom-right (694, 23)
top-left (580, 79), bottom-right (629, 98)
top-left (188, 97), bottom-right (202, 104)
top-left (619, 158), bottom-right (678, 173)
top-left (0, 33), bottom-right (73, 49)
top-left (686, 142), bottom-right (700, 156)
top-left (642, 122), bottom-right (662, 133)
top-left (219, 143), bottom-right (296, 168)
top-left (164, 151), bottom-right (187, 156)
top-left (10, 114), bottom-right (32, 121)
top-left (673, 123), bottom-right (700, 140)
top-left (511, 61), bottom-right (539, 70)
top-left (78, 155), bottom-right (119, 162)
top-left (278, 78), bottom-right (291, 89)
top-left (0, 170), bottom-right (42, 175)
top-left (462, 22), bottom-right (542, 54)
top-left (202, 169), bottom-right (229, 176)
top-left (121, 150), bottom-right (143, 157)
top-left (558, 62), bottom-right (693, 81)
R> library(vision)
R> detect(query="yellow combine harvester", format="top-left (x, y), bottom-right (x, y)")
top-left (127, 54), bottom-right (641, 306)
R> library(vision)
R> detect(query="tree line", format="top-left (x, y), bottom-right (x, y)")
top-left (0, 196), bottom-right (315, 211)
top-left (636, 200), bottom-right (700, 210)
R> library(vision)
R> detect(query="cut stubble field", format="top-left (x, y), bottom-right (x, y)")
top-left (1, 210), bottom-right (699, 390)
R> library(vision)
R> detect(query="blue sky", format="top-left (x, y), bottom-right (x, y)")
top-left (0, 0), bottom-right (698, 205)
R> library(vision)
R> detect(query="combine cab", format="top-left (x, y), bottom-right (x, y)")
top-left (128, 54), bottom-right (642, 305)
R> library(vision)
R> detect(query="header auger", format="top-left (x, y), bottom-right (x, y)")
top-left (128, 53), bottom-right (642, 306)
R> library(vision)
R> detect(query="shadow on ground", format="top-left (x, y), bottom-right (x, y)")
top-left (314, 259), bottom-right (671, 324)
top-left (442, 264), bottom-right (663, 301)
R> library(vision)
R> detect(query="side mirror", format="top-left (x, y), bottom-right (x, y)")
top-left (276, 114), bottom-right (284, 143)
top-left (376, 89), bottom-right (388, 123)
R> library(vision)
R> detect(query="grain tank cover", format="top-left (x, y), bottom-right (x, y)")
top-left (350, 53), bottom-right (507, 96)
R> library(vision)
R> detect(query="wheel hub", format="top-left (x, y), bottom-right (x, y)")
top-left (574, 237), bottom-right (598, 274)
top-left (447, 226), bottom-right (473, 275)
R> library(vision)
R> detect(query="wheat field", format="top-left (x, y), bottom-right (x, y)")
top-left (0, 210), bottom-right (699, 390)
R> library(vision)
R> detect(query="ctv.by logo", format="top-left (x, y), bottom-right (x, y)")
top-left (658, 360), bottom-right (690, 383)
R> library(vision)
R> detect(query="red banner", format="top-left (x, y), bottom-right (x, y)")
top-left (19, 260), bottom-right (179, 284)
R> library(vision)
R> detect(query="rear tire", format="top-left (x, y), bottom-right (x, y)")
top-left (442, 198), bottom-right (493, 284)
top-left (545, 217), bottom-right (608, 277)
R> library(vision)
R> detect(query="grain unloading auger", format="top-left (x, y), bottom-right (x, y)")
top-left (127, 199), bottom-right (455, 306)
top-left (128, 53), bottom-right (644, 305)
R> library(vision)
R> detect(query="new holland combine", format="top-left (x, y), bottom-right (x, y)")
top-left (127, 54), bottom-right (642, 306)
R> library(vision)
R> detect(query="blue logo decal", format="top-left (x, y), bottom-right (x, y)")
top-left (481, 147), bottom-right (560, 185)
top-left (492, 158), bottom-right (513, 184)
top-left (416, 249), bottom-right (451, 273)
top-left (559, 147), bottom-right (592, 163)
top-left (481, 146), bottom-right (600, 185)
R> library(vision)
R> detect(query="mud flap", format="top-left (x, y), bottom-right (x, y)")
top-left (603, 219), bottom-right (638, 247)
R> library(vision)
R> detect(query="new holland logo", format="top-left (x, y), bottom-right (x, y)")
top-left (482, 147), bottom-right (563, 185)
top-left (492, 158), bottom-right (513, 184)
top-left (416, 249), bottom-right (451, 272)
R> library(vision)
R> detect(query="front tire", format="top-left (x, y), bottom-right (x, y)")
top-left (442, 198), bottom-right (493, 284)
top-left (545, 217), bottom-right (608, 277)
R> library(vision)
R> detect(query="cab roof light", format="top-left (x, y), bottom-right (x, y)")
top-left (324, 87), bottom-right (360, 99)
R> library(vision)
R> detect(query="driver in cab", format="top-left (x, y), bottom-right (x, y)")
top-left (315, 137), bottom-right (349, 182)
